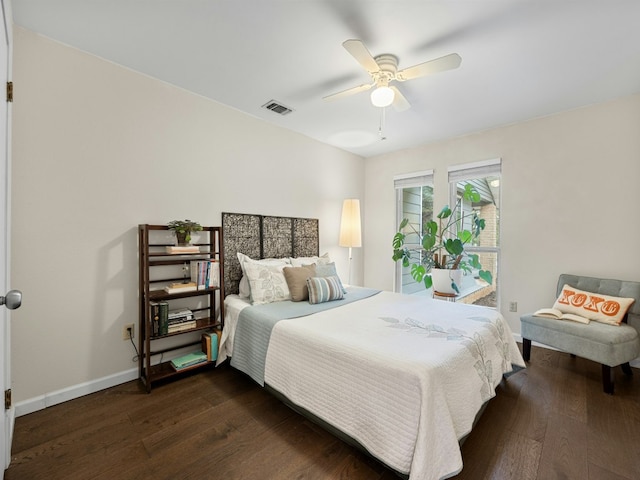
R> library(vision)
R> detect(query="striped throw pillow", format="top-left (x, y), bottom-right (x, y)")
top-left (307, 276), bottom-right (344, 304)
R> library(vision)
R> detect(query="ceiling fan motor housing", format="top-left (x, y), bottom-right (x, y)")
top-left (373, 54), bottom-right (398, 86)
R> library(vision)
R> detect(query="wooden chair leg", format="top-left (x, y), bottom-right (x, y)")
top-left (602, 364), bottom-right (614, 394)
top-left (522, 338), bottom-right (531, 361)
top-left (621, 362), bottom-right (633, 376)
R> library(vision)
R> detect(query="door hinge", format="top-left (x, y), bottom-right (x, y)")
top-left (4, 389), bottom-right (11, 409)
top-left (6, 81), bottom-right (13, 102)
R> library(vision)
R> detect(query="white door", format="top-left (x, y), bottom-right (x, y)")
top-left (0, 0), bottom-right (13, 476)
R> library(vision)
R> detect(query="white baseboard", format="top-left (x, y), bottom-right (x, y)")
top-left (14, 368), bottom-right (138, 417)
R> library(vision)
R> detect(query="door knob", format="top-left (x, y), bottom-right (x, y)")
top-left (0, 290), bottom-right (22, 310)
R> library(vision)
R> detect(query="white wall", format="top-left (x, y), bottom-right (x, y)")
top-left (11, 25), bottom-right (640, 409)
top-left (10, 27), bottom-right (365, 404)
top-left (364, 93), bottom-right (640, 336)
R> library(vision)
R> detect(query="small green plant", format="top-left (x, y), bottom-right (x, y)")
top-left (167, 219), bottom-right (202, 244)
top-left (392, 184), bottom-right (493, 292)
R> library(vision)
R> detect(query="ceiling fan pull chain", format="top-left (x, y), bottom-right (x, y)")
top-left (379, 107), bottom-right (387, 141)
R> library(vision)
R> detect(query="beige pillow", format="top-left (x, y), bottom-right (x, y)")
top-left (553, 284), bottom-right (636, 326)
top-left (283, 264), bottom-right (317, 301)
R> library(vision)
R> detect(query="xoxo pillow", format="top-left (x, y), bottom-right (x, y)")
top-left (553, 284), bottom-right (635, 326)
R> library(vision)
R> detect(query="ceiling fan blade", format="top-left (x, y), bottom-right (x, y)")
top-left (342, 39), bottom-right (380, 74)
top-left (391, 86), bottom-right (411, 112)
top-left (396, 53), bottom-right (462, 81)
top-left (323, 83), bottom-right (373, 102)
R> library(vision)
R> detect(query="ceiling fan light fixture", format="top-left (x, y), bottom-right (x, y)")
top-left (370, 85), bottom-right (395, 108)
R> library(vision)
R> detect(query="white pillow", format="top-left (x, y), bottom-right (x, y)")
top-left (315, 262), bottom-right (347, 294)
top-left (244, 262), bottom-right (291, 305)
top-left (290, 252), bottom-right (331, 267)
top-left (238, 277), bottom-right (251, 299)
top-left (553, 284), bottom-right (635, 326)
top-left (236, 252), bottom-right (290, 298)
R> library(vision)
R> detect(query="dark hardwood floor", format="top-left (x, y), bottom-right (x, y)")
top-left (6, 344), bottom-right (640, 480)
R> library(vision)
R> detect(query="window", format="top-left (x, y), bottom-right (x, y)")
top-left (448, 159), bottom-right (501, 307)
top-left (394, 170), bottom-right (433, 294)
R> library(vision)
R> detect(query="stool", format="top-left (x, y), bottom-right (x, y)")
top-left (433, 291), bottom-right (457, 302)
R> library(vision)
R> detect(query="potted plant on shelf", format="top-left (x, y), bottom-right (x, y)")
top-left (167, 219), bottom-right (203, 245)
top-left (392, 184), bottom-right (493, 294)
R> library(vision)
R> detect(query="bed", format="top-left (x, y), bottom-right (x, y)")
top-left (218, 212), bottom-right (525, 480)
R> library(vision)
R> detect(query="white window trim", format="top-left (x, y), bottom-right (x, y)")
top-left (393, 169), bottom-right (434, 188)
top-left (448, 159), bottom-right (502, 307)
top-left (394, 170), bottom-right (434, 293)
top-left (447, 158), bottom-right (501, 176)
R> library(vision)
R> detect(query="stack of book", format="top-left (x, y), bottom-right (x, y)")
top-left (150, 301), bottom-right (169, 336)
top-left (166, 245), bottom-right (200, 254)
top-left (170, 350), bottom-right (208, 371)
top-left (164, 281), bottom-right (198, 294)
top-left (168, 308), bottom-right (196, 333)
top-left (201, 330), bottom-right (222, 362)
top-left (190, 260), bottom-right (220, 289)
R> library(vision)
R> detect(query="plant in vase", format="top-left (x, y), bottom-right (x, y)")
top-left (167, 219), bottom-right (202, 245)
top-left (392, 184), bottom-right (493, 294)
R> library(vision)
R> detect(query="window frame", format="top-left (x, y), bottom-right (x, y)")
top-left (448, 158), bottom-right (502, 307)
top-left (393, 170), bottom-right (434, 294)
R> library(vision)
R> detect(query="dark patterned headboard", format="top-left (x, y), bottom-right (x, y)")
top-left (222, 212), bottom-right (319, 296)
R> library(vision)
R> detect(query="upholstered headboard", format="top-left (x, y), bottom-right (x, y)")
top-left (222, 212), bottom-right (319, 296)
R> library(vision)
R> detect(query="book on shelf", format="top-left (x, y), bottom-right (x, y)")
top-left (170, 350), bottom-right (208, 370)
top-left (201, 331), bottom-right (221, 362)
top-left (157, 301), bottom-right (169, 335)
top-left (190, 260), bottom-right (220, 289)
top-left (213, 330), bottom-right (221, 361)
top-left (533, 308), bottom-right (590, 324)
top-left (168, 316), bottom-right (195, 326)
top-left (201, 333), bottom-right (211, 360)
top-left (166, 245), bottom-right (200, 254)
top-left (150, 302), bottom-right (161, 336)
top-left (168, 308), bottom-right (194, 320)
top-left (190, 260), bottom-right (206, 290)
top-left (168, 320), bottom-right (197, 333)
top-left (168, 314), bottom-right (195, 325)
top-left (164, 282), bottom-right (198, 294)
top-left (208, 260), bottom-right (220, 288)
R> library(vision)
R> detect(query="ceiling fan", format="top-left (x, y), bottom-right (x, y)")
top-left (323, 39), bottom-right (462, 111)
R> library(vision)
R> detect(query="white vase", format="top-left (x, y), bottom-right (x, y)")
top-left (430, 268), bottom-right (463, 295)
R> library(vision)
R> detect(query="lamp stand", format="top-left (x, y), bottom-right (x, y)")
top-left (339, 198), bottom-right (361, 287)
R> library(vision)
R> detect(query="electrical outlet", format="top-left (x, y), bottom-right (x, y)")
top-left (509, 301), bottom-right (518, 312)
top-left (123, 324), bottom-right (134, 340)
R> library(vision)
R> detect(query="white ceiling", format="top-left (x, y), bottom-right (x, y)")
top-left (11, 1), bottom-right (640, 158)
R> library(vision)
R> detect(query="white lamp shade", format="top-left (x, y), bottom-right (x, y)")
top-left (339, 199), bottom-right (362, 248)
top-left (370, 86), bottom-right (395, 107)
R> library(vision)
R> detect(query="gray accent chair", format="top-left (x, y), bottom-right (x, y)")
top-left (520, 274), bottom-right (640, 394)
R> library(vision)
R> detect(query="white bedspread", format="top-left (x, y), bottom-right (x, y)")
top-left (264, 291), bottom-right (525, 480)
top-left (216, 294), bottom-right (248, 366)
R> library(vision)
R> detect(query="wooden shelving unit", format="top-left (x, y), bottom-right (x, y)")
top-left (138, 224), bottom-right (224, 392)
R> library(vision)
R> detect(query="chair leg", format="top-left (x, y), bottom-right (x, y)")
top-left (621, 362), bottom-right (633, 376)
top-left (522, 338), bottom-right (531, 361)
top-left (602, 364), bottom-right (614, 394)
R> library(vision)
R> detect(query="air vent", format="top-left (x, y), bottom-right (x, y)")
top-left (262, 100), bottom-right (294, 116)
